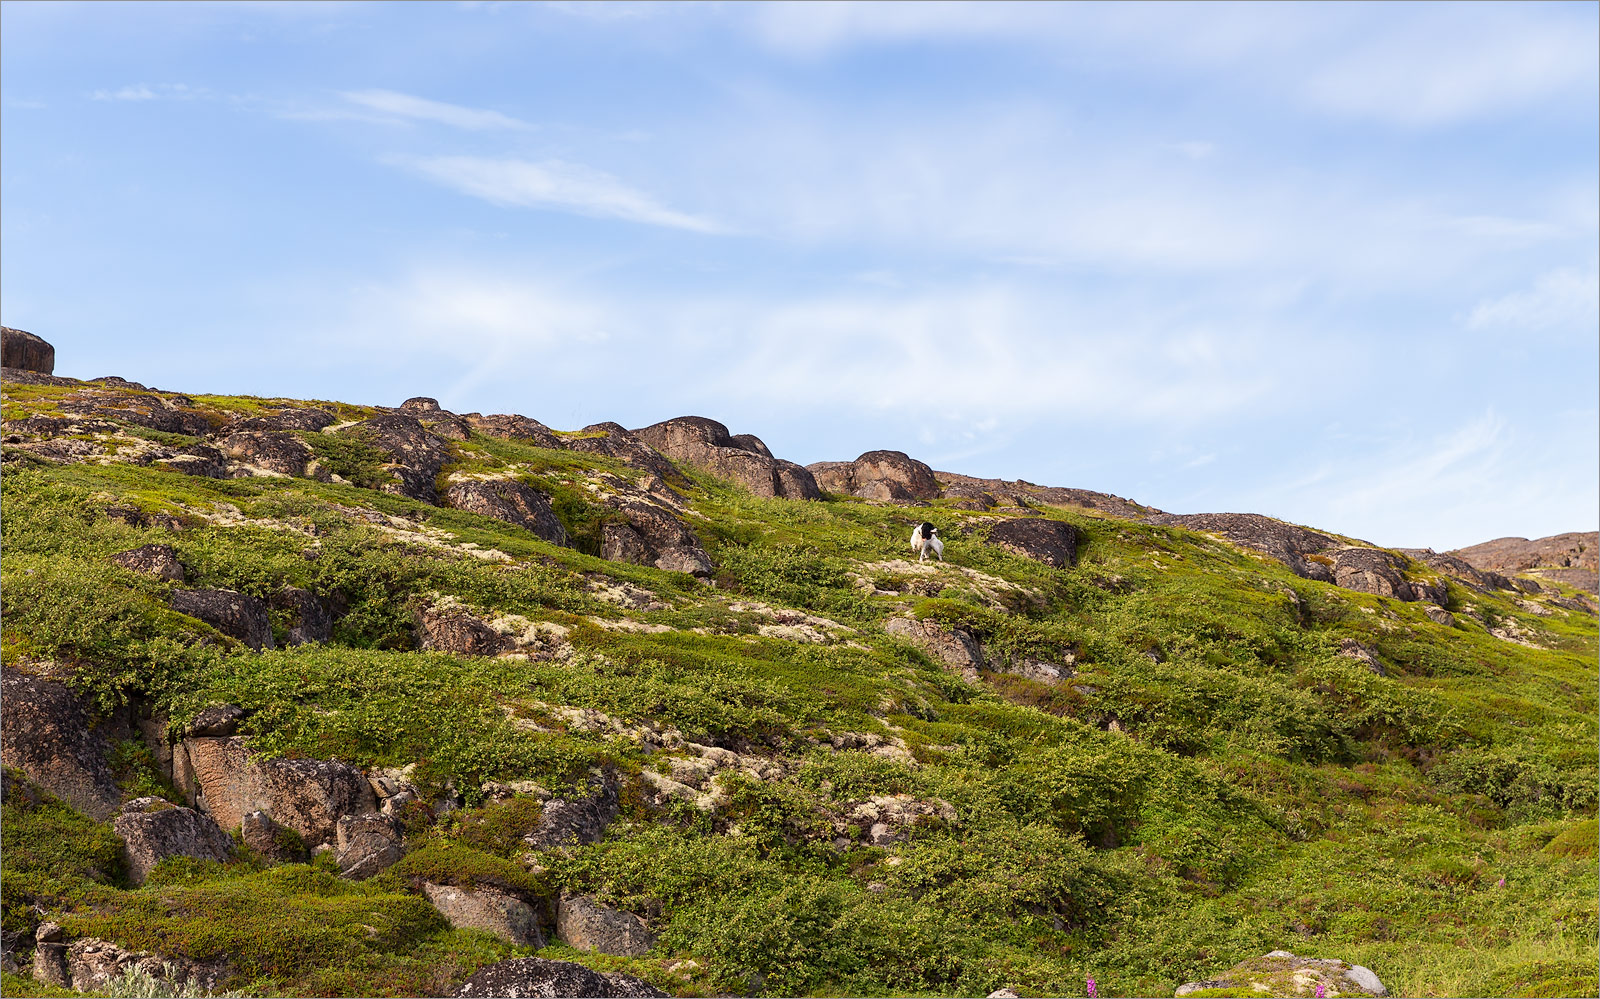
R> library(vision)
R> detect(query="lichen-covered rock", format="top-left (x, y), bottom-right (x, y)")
top-left (1399, 548), bottom-right (1513, 592)
top-left (1, 670), bottom-right (120, 820)
top-left (1174, 950), bottom-right (1388, 997)
top-left (1, 326), bottom-right (56, 374)
top-left (109, 543), bottom-right (186, 582)
top-left (599, 502), bottom-right (713, 577)
top-left (444, 478), bottom-right (569, 545)
top-left (222, 408), bottom-right (335, 433)
top-left (345, 413), bottom-right (455, 502)
top-left (171, 587), bottom-right (275, 650)
top-left (987, 518), bottom-right (1080, 568)
top-left (113, 797), bottom-right (235, 884)
top-left (884, 617), bottom-right (985, 683)
top-left (524, 774), bottom-right (620, 850)
top-left (415, 601), bottom-right (512, 656)
top-left (336, 812), bottom-right (404, 879)
top-left (808, 450), bottom-right (939, 502)
top-left (453, 957), bottom-right (667, 997)
top-left (632, 416), bottom-right (820, 500)
top-left (841, 794), bottom-right (957, 846)
top-left (173, 736), bottom-right (376, 847)
top-left (32, 923), bottom-right (68, 987)
top-left (188, 703), bottom-right (246, 737)
top-left (556, 895), bottom-right (656, 957)
top-left (1423, 605), bottom-right (1457, 627)
top-left (564, 422), bottom-right (681, 483)
top-left (1336, 638), bottom-right (1385, 675)
top-left (220, 430), bottom-right (319, 478)
top-left (463, 412), bottom-right (564, 449)
top-left (424, 882), bottom-right (544, 947)
top-left (241, 809), bottom-right (309, 863)
top-left (63, 937), bottom-right (227, 995)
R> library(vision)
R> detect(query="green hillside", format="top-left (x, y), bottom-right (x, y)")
top-left (2, 369), bottom-right (1594, 999)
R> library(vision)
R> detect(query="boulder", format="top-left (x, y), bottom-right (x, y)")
top-left (152, 445), bottom-right (232, 478)
top-left (453, 957), bottom-right (667, 998)
top-left (444, 479), bottom-right (569, 545)
top-left (996, 659), bottom-right (1072, 684)
top-left (415, 602), bottom-right (511, 657)
top-left (400, 397), bottom-right (441, 412)
top-left (1, 671), bottom-right (120, 819)
top-left (112, 797), bottom-right (235, 884)
top-left (988, 518), bottom-right (1080, 568)
top-left (1424, 605), bottom-right (1457, 627)
top-left (632, 416), bottom-right (821, 500)
top-left (884, 617), bottom-right (985, 683)
top-left (222, 408), bottom-right (335, 433)
top-left (173, 736), bottom-right (376, 847)
top-left (1175, 950), bottom-right (1387, 997)
top-left (336, 812), bottom-right (404, 879)
top-left (564, 423), bottom-right (681, 483)
top-left (1328, 548), bottom-right (1439, 602)
top-left (599, 502), bottom-right (713, 577)
top-left (109, 544), bottom-right (186, 582)
top-left (943, 484), bottom-right (997, 511)
top-left (32, 923), bottom-right (69, 988)
top-left (556, 895), bottom-right (656, 957)
top-left (1399, 548), bottom-right (1513, 592)
top-left (808, 450), bottom-right (939, 502)
top-left (271, 586), bottom-right (332, 645)
top-left (345, 414), bottom-right (455, 502)
top-left (188, 703), bottom-right (245, 737)
top-left (1, 327), bottom-right (55, 374)
top-left (170, 588), bottom-right (275, 650)
top-left (524, 774), bottom-right (620, 850)
top-left (1336, 639), bottom-right (1385, 675)
top-left (423, 882), bottom-right (544, 947)
top-left (463, 413), bottom-right (563, 450)
top-left (241, 809), bottom-right (309, 863)
top-left (63, 937), bottom-right (226, 995)
top-left (219, 431), bottom-right (319, 478)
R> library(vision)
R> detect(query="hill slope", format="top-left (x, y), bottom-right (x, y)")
top-left (1, 332), bottom-right (1595, 999)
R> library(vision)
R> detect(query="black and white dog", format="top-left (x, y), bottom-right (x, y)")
top-left (910, 521), bottom-right (944, 562)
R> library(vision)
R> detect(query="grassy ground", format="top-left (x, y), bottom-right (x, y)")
top-left (1, 381), bottom-right (1594, 998)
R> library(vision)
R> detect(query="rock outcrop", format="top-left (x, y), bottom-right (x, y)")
top-left (424, 882), bottom-right (544, 947)
top-left (1399, 548), bottom-right (1513, 592)
top-left (937, 470), bottom-right (1152, 517)
top-left (110, 544), bottom-right (186, 582)
top-left (808, 450), bottom-right (939, 502)
top-left (170, 588), bottom-right (275, 650)
top-left (524, 774), bottom-right (620, 850)
top-left (987, 518), bottom-right (1080, 568)
top-left (1, 326), bottom-right (55, 374)
top-left (241, 809), bottom-right (310, 863)
top-left (1452, 532), bottom-right (1598, 594)
top-left (112, 797), bottom-right (235, 884)
top-left (1, 671), bottom-right (120, 820)
top-left (220, 430), bottom-right (321, 479)
top-left (345, 414), bottom-right (455, 503)
top-left (335, 812), bottom-right (404, 879)
top-left (564, 423), bottom-right (681, 483)
top-left (632, 416), bottom-right (820, 500)
top-left (463, 413), bottom-right (564, 450)
top-left (884, 617), bottom-right (985, 683)
top-left (271, 586), bottom-right (333, 645)
top-left (556, 895), bottom-right (656, 957)
top-left (173, 736), bottom-right (376, 847)
top-left (415, 601), bottom-right (512, 657)
top-left (600, 502), bottom-right (714, 577)
top-left (444, 479), bottom-right (569, 545)
top-left (453, 957), bottom-right (667, 998)
top-left (221, 407), bottom-right (336, 434)
top-left (1175, 950), bottom-right (1387, 998)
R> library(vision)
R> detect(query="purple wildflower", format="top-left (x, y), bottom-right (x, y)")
top-left (1086, 975), bottom-right (1098, 998)
top-left (1496, 877), bottom-right (1507, 888)
top-left (1315, 984), bottom-right (1326, 998)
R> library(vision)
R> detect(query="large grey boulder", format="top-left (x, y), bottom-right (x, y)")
top-left (884, 617), bottom-right (985, 683)
top-left (112, 797), bottom-right (235, 884)
top-left (556, 895), bottom-right (656, 957)
top-left (345, 413), bottom-right (455, 502)
top-left (1, 671), bottom-right (120, 820)
top-left (173, 736), bottom-right (376, 847)
top-left (423, 882), bottom-right (544, 946)
top-left (271, 586), bottom-right (332, 645)
top-left (632, 416), bottom-right (821, 500)
top-left (170, 588), bottom-right (275, 650)
top-left (524, 774), bottom-right (620, 850)
top-left (600, 502), bottom-right (713, 577)
top-left (220, 430), bottom-right (320, 478)
top-left (454, 957), bottom-right (666, 997)
top-left (987, 518), bottom-right (1080, 568)
top-left (1174, 951), bottom-right (1387, 998)
top-left (563, 422), bottom-right (682, 483)
top-left (1, 326), bottom-right (55, 374)
top-left (808, 450), bottom-right (939, 502)
top-left (444, 479), bottom-right (569, 545)
top-left (336, 812), bottom-right (404, 879)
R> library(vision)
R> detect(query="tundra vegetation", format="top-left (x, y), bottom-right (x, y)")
top-left (0, 368), bottom-right (1594, 999)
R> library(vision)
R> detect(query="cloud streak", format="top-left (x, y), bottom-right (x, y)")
top-left (390, 155), bottom-right (725, 232)
top-left (340, 89), bottom-right (532, 131)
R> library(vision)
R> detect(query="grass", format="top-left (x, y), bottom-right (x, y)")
top-left (2, 379), bottom-right (1595, 997)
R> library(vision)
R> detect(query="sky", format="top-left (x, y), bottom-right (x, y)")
top-left (2, 1), bottom-right (1596, 551)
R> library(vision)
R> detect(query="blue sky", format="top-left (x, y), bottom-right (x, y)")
top-left (3, 1), bottom-right (1596, 551)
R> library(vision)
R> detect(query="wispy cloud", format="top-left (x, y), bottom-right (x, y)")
top-left (340, 89), bottom-right (532, 131)
top-left (389, 155), bottom-right (725, 232)
top-left (1468, 264), bottom-right (1600, 332)
top-left (90, 83), bottom-right (205, 101)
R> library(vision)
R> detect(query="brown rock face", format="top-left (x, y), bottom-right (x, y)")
top-left (335, 812), bottom-right (404, 879)
top-left (1, 327), bottom-right (55, 374)
top-left (220, 431), bottom-right (319, 478)
top-left (454, 957), bottom-right (667, 998)
top-left (444, 479), bottom-right (569, 545)
top-left (632, 416), bottom-right (821, 500)
top-left (565, 423), bottom-right (682, 483)
top-left (1451, 532), bottom-right (1598, 593)
top-left (1, 671), bottom-right (120, 820)
top-left (987, 518), bottom-right (1080, 568)
top-left (556, 895), bottom-right (656, 957)
top-left (464, 413), bottom-right (563, 450)
top-left (423, 882), bottom-right (544, 947)
top-left (937, 471), bottom-right (1153, 518)
top-left (110, 544), bottom-right (186, 582)
top-left (415, 602), bottom-right (512, 656)
top-left (345, 414), bottom-right (455, 502)
top-left (808, 450), bottom-right (939, 502)
top-left (113, 797), bottom-right (235, 884)
top-left (884, 617), bottom-right (985, 683)
top-left (173, 736), bottom-right (375, 846)
top-left (600, 502), bottom-right (714, 577)
top-left (1398, 549), bottom-right (1513, 592)
top-left (170, 588), bottom-right (275, 650)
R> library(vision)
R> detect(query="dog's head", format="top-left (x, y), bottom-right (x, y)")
top-left (919, 522), bottom-right (937, 539)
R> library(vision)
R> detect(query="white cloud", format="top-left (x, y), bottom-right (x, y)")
top-left (390, 155), bottom-right (725, 232)
top-left (340, 89), bottom-right (532, 131)
top-left (1468, 265), bottom-right (1600, 332)
top-left (91, 85), bottom-right (157, 101)
top-left (90, 83), bottom-right (207, 102)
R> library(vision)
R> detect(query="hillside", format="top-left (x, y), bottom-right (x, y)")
top-left (1, 328), bottom-right (1595, 999)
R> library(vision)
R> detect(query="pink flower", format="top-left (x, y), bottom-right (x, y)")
top-left (1496, 877), bottom-right (1506, 888)
top-left (1315, 984), bottom-right (1326, 998)
top-left (1086, 975), bottom-right (1099, 998)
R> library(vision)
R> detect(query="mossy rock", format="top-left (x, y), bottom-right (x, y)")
top-left (1176, 952), bottom-right (1387, 998)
